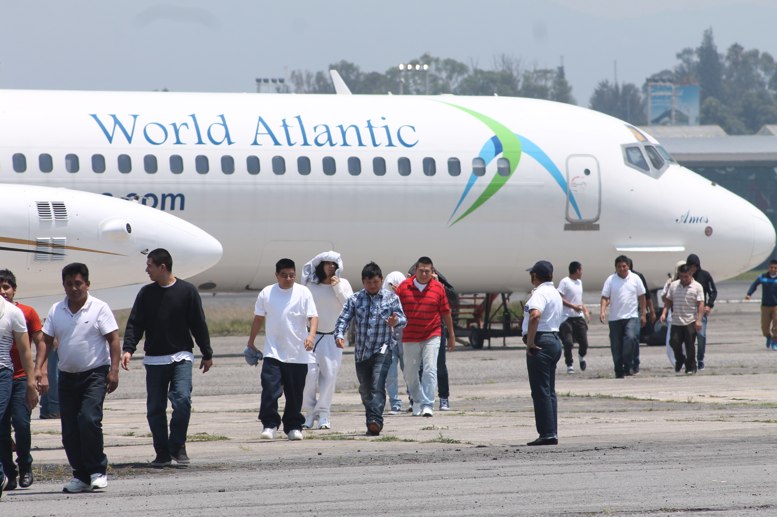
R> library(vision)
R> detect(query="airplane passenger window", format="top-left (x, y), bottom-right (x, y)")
top-left (323, 156), bottom-right (336, 175)
top-left (348, 157), bottom-right (361, 176)
top-left (473, 157), bottom-right (486, 177)
top-left (298, 156), bottom-right (311, 176)
top-left (170, 155), bottom-right (184, 174)
top-left (66, 154), bottom-right (80, 173)
top-left (448, 158), bottom-right (461, 176)
top-left (373, 157), bottom-right (386, 176)
top-left (398, 157), bottom-right (411, 176)
top-left (12, 153), bottom-right (26, 173)
top-left (118, 154), bottom-right (132, 174)
top-left (91, 154), bottom-right (105, 174)
top-left (144, 155), bottom-right (158, 174)
top-left (423, 157), bottom-right (436, 176)
top-left (272, 156), bottom-right (286, 175)
top-left (222, 156), bottom-right (235, 175)
top-left (40, 153), bottom-right (54, 173)
top-left (246, 156), bottom-right (260, 175)
top-left (196, 155), bottom-right (209, 174)
top-left (644, 145), bottom-right (665, 170)
top-left (497, 157), bottom-right (511, 177)
top-left (623, 146), bottom-right (649, 173)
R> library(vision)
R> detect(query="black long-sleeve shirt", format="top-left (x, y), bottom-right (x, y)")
top-left (122, 279), bottom-right (212, 360)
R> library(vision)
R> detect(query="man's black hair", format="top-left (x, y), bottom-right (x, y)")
top-left (568, 261), bottom-right (581, 275)
top-left (147, 248), bottom-right (173, 272)
top-left (614, 255), bottom-right (630, 267)
top-left (62, 262), bottom-right (89, 283)
top-left (0, 269), bottom-right (17, 289)
top-left (361, 261), bottom-right (383, 280)
top-left (276, 258), bottom-right (295, 273)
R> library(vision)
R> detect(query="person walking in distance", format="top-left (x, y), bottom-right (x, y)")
top-left (745, 259), bottom-right (777, 349)
top-left (685, 253), bottom-right (717, 370)
top-left (557, 261), bottom-right (590, 374)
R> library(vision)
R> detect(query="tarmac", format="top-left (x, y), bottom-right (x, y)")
top-left (5, 281), bottom-right (777, 516)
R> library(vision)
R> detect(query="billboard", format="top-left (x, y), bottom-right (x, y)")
top-left (648, 84), bottom-right (700, 126)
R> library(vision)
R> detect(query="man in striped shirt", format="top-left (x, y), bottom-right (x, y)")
top-left (335, 262), bottom-right (406, 436)
top-left (396, 257), bottom-right (456, 417)
top-left (660, 264), bottom-right (704, 374)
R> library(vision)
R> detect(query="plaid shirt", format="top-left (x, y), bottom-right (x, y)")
top-left (335, 288), bottom-right (406, 362)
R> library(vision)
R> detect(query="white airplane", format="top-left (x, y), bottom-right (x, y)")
top-left (0, 89), bottom-right (774, 295)
top-left (0, 183), bottom-right (222, 305)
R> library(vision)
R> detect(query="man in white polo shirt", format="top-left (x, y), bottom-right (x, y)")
top-left (600, 255), bottom-right (646, 379)
top-left (39, 263), bottom-right (120, 494)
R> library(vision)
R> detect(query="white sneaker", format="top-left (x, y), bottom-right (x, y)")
top-left (63, 478), bottom-right (91, 493)
top-left (421, 406), bottom-right (434, 417)
top-left (412, 403), bottom-right (422, 416)
top-left (287, 429), bottom-right (304, 441)
top-left (90, 473), bottom-right (108, 490)
top-left (318, 417), bottom-right (331, 430)
top-left (260, 427), bottom-right (277, 440)
top-left (302, 413), bottom-right (315, 429)
top-left (567, 365), bottom-right (574, 374)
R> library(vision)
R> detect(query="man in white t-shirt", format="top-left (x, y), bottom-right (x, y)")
top-left (247, 258), bottom-right (318, 441)
top-left (600, 255), bottom-right (646, 379)
top-left (557, 261), bottom-right (590, 374)
top-left (0, 297), bottom-right (37, 499)
top-left (40, 263), bottom-right (120, 494)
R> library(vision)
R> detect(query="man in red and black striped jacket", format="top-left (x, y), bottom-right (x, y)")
top-left (396, 257), bottom-right (456, 417)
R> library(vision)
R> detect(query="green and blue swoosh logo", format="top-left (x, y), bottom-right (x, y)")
top-left (444, 103), bottom-right (582, 225)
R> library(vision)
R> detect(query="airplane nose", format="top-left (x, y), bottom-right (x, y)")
top-left (750, 210), bottom-right (777, 268)
top-left (153, 217), bottom-right (223, 279)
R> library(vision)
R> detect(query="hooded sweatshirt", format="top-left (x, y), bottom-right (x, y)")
top-left (686, 254), bottom-right (717, 308)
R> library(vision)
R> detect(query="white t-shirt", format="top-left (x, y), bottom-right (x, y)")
top-left (522, 282), bottom-right (563, 333)
top-left (306, 279), bottom-right (353, 333)
top-left (0, 298), bottom-right (28, 371)
top-left (254, 283), bottom-right (318, 364)
top-left (42, 295), bottom-right (119, 373)
top-left (557, 276), bottom-right (584, 319)
top-left (601, 272), bottom-right (646, 321)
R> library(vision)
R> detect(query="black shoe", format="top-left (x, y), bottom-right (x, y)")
top-left (366, 421), bottom-right (382, 436)
top-left (4, 477), bottom-right (17, 491)
top-left (171, 445), bottom-right (190, 465)
top-left (19, 467), bottom-right (33, 488)
top-left (615, 373), bottom-right (625, 379)
top-left (150, 454), bottom-right (172, 468)
top-left (579, 357), bottom-right (587, 371)
top-left (674, 360), bottom-right (683, 373)
top-left (527, 437), bottom-right (558, 446)
top-left (40, 412), bottom-right (61, 420)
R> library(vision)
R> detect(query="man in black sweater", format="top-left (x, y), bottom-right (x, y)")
top-left (121, 249), bottom-right (212, 467)
top-left (686, 253), bottom-right (717, 371)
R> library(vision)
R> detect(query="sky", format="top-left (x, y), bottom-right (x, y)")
top-left (1, 0), bottom-right (776, 105)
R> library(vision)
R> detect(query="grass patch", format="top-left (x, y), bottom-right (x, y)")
top-left (319, 433), bottom-right (357, 441)
top-left (373, 435), bottom-right (416, 442)
top-left (420, 425), bottom-right (449, 431)
top-left (424, 432), bottom-right (463, 444)
top-left (188, 432), bottom-right (229, 442)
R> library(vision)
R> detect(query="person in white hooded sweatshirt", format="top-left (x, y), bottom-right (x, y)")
top-left (300, 251), bottom-right (353, 430)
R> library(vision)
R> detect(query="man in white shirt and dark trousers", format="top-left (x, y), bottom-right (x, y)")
top-left (557, 261), bottom-right (590, 374)
top-left (247, 258), bottom-right (318, 441)
top-left (600, 255), bottom-right (647, 379)
top-left (40, 263), bottom-right (120, 493)
top-left (121, 249), bottom-right (213, 468)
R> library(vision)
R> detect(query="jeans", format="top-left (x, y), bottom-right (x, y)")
top-left (696, 313), bottom-right (709, 363)
top-left (259, 358), bottom-right (307, 434)
top-left (402, 337), bottom-right (441, 410)
top-left (608, 318), bottom-right (640, 377)
top-left (385, 345), bottom-right (403, 409)
top-left (354, 350), bottom-right (392, 429)
top-left (560, 317), bottom-right (589, 367)
top-left (0, 369), bottom-right (11, 481)
top-left (40, 348), bottom-right (60, 416)
top-left (0, 377), bottom-right (33, 480)
top-left (145, 360), bottom-right (192, 457)
top-left (437, 330), bottom-right (449, 399)
top-left (526, 332), bottom-right (562, 439)
top-left (59, 366), bottom-right (109, 483)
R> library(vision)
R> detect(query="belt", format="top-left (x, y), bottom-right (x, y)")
top-left (535, 331), bottom-right (559, 336)
top-left (313, 331), bottom-right (334, 352)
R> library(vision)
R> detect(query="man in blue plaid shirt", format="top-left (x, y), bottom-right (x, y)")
top-left (335, 262), bottom-right (406, 436)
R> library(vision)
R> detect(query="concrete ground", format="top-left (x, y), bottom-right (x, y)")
top-left (4, 281), bottom-right (777, 515)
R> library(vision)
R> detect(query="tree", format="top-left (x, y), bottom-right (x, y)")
top-left (589, 81), bottom-right (646, 125)
top-left (696, 28), bottom-right (723, 102)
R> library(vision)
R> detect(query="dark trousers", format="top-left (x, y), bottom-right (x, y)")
top-left (0, 369), bottom-right (11, 481)
top-left (560, 317), bottom-right (589, 367)
top-left (437, 330), bottom-right (449, 399)
top-left (0, 377), bottom-right (33, 480)
top-left (59, 366), bottom-right (109, 483)
top-left (259, 358), bottom-right (307, 434)
top-left (670, 323), bottom-right (697, 371)
top-left (526, 332), bottom-right (562, 439)
top-left (145, 360), bottom-right (192, 457)
top-left (355, 351), bottom-right (392, 429)
top-left (608, 318), bottom-right (640, 376)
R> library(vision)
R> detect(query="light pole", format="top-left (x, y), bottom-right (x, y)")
top-left (398, 63), bottom-right (429, 95)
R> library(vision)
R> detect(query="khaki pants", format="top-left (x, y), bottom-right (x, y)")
top-left (761, 306), bottom-right (777, 339)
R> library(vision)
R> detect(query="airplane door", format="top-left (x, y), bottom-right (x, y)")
top-left (247, 240), bottom-right (334, 290)
top-left (564, 155), bottom-right (600, 231)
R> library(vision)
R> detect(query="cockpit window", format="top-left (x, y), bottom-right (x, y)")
top-left (644, 145), bottom-right (665, 170)
top-left (656, 145), bottom-right (676, 163)
top-left (624, 146), bottom-right (649, 172)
